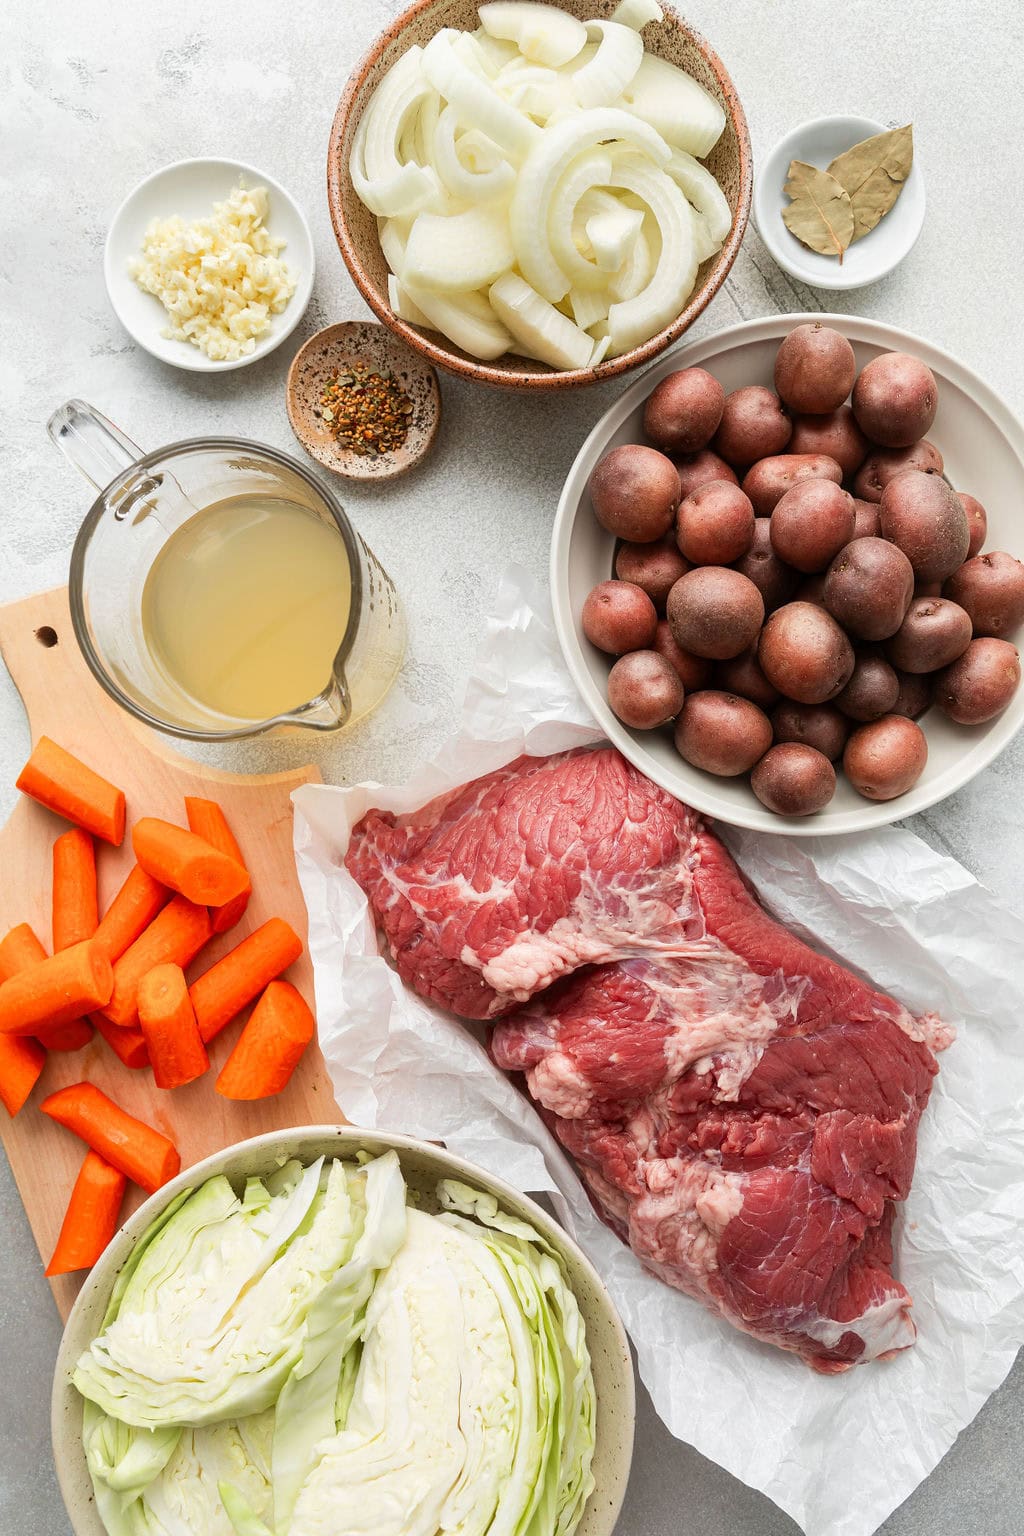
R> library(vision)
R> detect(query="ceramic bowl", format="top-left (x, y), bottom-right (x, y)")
top-left (52, 1124), bottom-right (635, 1536)
top-left (327, 0), bottom-right (752, 391)
top-left (287, 321), bottom-right (441, 481)
top-left (754, 116), bottom-right (925, 291)
top-left (104, 157), bottom-right (315, 372)
top-left (551, 312), bottom-right (1024, 835)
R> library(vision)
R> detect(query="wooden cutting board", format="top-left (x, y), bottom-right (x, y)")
top-left (0, 587), bottom-right (345, 1320)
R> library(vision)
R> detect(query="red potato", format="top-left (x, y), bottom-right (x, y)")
top-left (770, 701), bottom-right (851, 760)
top-left (714, 649), bottom-right (781, 711)
top-left (674, 691), bottom-right (773, 776)
top-left (885, 598), bottom-right (973, 673)
top-left (879, 472), bottom-right (970, 583)
top-left (582, 581), bottom-right (658, 654)
top-left (852, 499), bottom-right (882, 540)
top-left (852, 353), bottom-right (938, 447)
top-left (853, 440), bottom-right (944, 502)
top-left (643, 368), bottom-right (725, 454)
top-left (676, 481), bottom-right (755, 566)
top-left (758, 602), bottom-right (855, 704)
top-left (770, 481), bottom-right (856, 573)
top-left (713, 386), bottom-right (792, 468)
top-left (788, 407), bottom-right (869, 476)
top-left (774, 324), bottom-right (856, 415)
top-left (944, 553), bottom-right (1024, 638)
top-left (835, 654), bottom-right (901, 722)
top-left (607, 651), bottom-right (685, 729)
top-left (732, 518), bottom-right (799, 611)
top-left (615, 539), bottom-right (690, 609)
top-left (666, 567), bottom-right (765, 660)
top-left (741, 454), bottom-right (843, 518)
top-left (958, 493), bottom-right (988, 558)
top-left (751, 743), bottom-right (836, 816)
top-left (933, 638), bottom-right (1021, 723)
top-left (589, 445), bottom-right (678, 541)
top-left (844, 716), bottom-right (929, 800)
top-left (890, 669), bottom-right (932, 721)
top-left (823, 537), bottom-right (915, 642)
top-left (653, 621), bottom-right (712, 691)
top-left (794, 572), bottom-right (829, 608)
top-left (674, 448), bottom-right (739, 499)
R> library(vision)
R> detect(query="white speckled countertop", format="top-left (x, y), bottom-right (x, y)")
top-left (2, 2), bottom-right (1022, 1532)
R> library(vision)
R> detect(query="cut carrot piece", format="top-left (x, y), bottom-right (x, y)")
top-left (40, 1082), bottom-right (180, 1193)
top-left (37, 1018), bottom-right (93, 1052)
top-left (184, 798), bottom-right (251, 934)
top-left (17, 736), bottom-right (125, 846)
top-left (92, 1014), bottom-right (149, 1070)
top-left (0, 1035), bottom-right (46, 1116)
top-left (93, 865), bottom-right (170, 964)
top-left (45, 1150), bottom-right (126, 1276)
top-left (0, 924), bottom-right (94, 1051)
top-left (0, 940), bottom-right (112, 1036)
top-left (52, 828), bottom-right (99, 951)
top-left (137, 964), bottom-right (209, 1090)
top-left (215, 980), bottom-right (315, 1100)
top-left (132, 818), bottom-right (248, 908)
top-left (190, 918), bottom-right (304, 1043)
top-left (103, 896), bottom-right (211, 1029)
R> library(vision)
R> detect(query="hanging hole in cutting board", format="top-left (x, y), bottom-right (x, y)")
top-left (35, 626), bottom-right (58, 648)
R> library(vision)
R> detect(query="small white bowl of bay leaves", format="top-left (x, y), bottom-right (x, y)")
top-left (754, 115), bottom-right (923, 290)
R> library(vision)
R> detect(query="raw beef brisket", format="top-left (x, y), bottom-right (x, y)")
top-left (346, 746), bottom-right (949, 1370)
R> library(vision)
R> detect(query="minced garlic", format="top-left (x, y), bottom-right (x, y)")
top-left (128, 183), bottom-right (297, 362)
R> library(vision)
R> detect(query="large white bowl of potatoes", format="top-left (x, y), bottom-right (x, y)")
top-left (552, 313), bottom-right (1024, 834)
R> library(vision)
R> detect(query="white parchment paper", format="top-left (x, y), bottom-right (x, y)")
top-left (292, 566), bottom-right (1024, 1536)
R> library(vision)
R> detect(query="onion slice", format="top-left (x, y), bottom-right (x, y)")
top-left (568, 285), bottom-right (609, 330)
top-left (432, 106), bottom-right (515, 201)
top-left (489, 272), bottom-right (595, 369)
top-left (618, 52), bottom-right (726, 157)
top-left (403, 283), bottom-right (512, 360)
top-left (605, 155), bottom-right (698, 354)
top-left (351, 48), bottom-right (439, 218)
top-left (422, 29), bottom-right (540, 158)
top-left (583, 191), bottom-right (645, 270)
top-left (572, 21), bottom-right (644, 110)
top-left (548, 148), bottom-right (614, 291)
top-left (478, 2), bottom-right (588, 67)
top-left (665, 149), bottom-right (732, 243)
top-left (610, 0), bottom-right (664, 26)
top-left (404, 205), bottom-right (515, 293)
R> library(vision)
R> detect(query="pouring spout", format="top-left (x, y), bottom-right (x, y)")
top-left (288, 675), bottom-right (351, 732)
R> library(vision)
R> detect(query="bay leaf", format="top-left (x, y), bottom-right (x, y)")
top-left (827, 123), bottom-right (913, 242)
top-left (781, 160), bottom-right (854, 262)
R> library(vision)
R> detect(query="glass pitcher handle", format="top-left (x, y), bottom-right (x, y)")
top-left (47, 399), bottom-right (144, 493)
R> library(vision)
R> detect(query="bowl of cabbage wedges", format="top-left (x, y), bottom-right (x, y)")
top-left (52, 1123), bottom-right (635, 1536)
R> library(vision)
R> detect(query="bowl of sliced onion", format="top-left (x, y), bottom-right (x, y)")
top-left (328, 0), bottom-right (751, 389)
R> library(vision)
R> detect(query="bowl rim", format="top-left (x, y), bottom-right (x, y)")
top-left (51, 1122), bottom-right (636, 1536)
top-left (103, 155), bottom-right (316, 373)
top-left (550, 310), bottom-right (1024, 835)
top-left (326, 0), bottom-right (753, 390)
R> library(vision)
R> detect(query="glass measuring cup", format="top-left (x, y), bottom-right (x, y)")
top-left (49, 399), bottom-right (406, 741)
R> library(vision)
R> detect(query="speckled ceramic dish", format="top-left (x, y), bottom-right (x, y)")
top-left (287, 321), bottom-right (441, 481)
top-left (327, 0), bottom-right (752, 391)
top-left (52, 1124), bottom-right (636, 1536)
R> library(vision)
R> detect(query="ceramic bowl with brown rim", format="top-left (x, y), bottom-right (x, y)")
top-left (328, 0), bottom-right (752, 391)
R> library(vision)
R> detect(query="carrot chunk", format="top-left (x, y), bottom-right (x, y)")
top-left (17, 737), bottom-right (125, 845)
top-left (190, 918), bottom-right (304, 1043)
top-left (40, 1082), bottom-right (180, 1193)
top-left (52, 828), bottom-right (99, 951)
top-left (103, 896), bottom-right (211, 1029)
top-left (0, 1035), bottom-right (46, 1115)
top-left (137, 964), bottom-right (209, 1089)
top-left (37, 1019), bottom-right (94, 1052)
top-left (132, 818), bottom-right (248, 908)
top-left (93, 865), bottom-right (170, 964)
top-left (0, 924), bottom-right (95, 1051)
top-left (184, 798), bottom-right (251, 934)
top-left (45, 1150), bottom-right (126, 1276)
top-left (0, 940), bottom-right (112, 1036)
top-left (215, 980), bottom-right (315, 1100)
top-left (91, 1014), bottom-right (150, 1070)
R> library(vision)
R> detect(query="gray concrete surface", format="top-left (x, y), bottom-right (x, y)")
top-left (1, 1), bottom-right (1023, 1531)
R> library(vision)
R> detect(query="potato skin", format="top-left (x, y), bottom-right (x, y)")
top-left (666, 567), bottom-right (765, 660)
top-left (878, 471), bottom-right (970, 583)
top-left (741, 454), bottom-right (843, 518)
top-left (890, 669), bottom-right (932, 721)
top-left (853, 439), bottom-right (944, 502)
top-left (758, 601), bottom-right (855, 704)
top-left (751, 743), bottom-right (836, 816)
top-left (582, 581), bottom-right (658, 654)
top-left (713, 386), bottom-right (792, 468)
top-left (958, 493), bottom-right (988, 558)
top-left (885, 598), bottom-right (973, 674)
top-left (933, 637), bottom-right (1022, 724)
top-left (835, 654), bottom-right (901, 722)
top-left (614, 539), bottom-right (690, 610)
top-left (674, 447), bottom-right (739, 499)
top-left (788, 407), bottom-right (869, 476)
top-left (607, 650), bottom-right (686, 729)
top-left (714, 649), bottom-right (781, 710)
top-left (770, 701), bottom-right (851, 760)
top-left (732, 518), bottom-right (800, 611)
top-left (769, 481), bottom-right (856, 574)
top-left (774, 324), bottom-right (856, 415)
top-left (653, 620), bottom-right (712, 691)
top-left (589, 445), bottom-right (678, 541)
top-left (852, 499), bottom-right (882, 540)
top-left (676, 481), bottom-right (755, 565)
top-left (843, 716), bottom-right (929, 800)
top-left (852, 353), bottom-right (938, 447)
top-left (823, 537), bottom-right (914, 642)
top-left (674, 691), bottom-right (773, 776)
top-left (944, 552), bottom-right (1024, 638)
top-left (644, 368), bottom-right (725, 454)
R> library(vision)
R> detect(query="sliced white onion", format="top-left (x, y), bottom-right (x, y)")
top-left (572, 21), bottom-right (644, 110)
top-left (510, 107), bottom-right (671, 301)
top-left (604, 155), bottom-right (698, 354)
top-left (665, 148), bottom-right (732, 242)
top-left (607, 220), bottom-right (657, 302)
top-left (568, 285), bottom-right (609, 330)
top-left (404, 205), bottom-right (515, 293)
top-left (489, 272), bottom-right (595, 369)
top-left (495, 60), bottom-right (572, 120)
top-left (589, 332), bottom-right (613, 366)
top-left (351, 51), bottom-right (439, 218)
top-left (691, 213), bottom-right (718, 263)
top-left (585, 197), bottom-right (645, 270)
top-left (619, 52), bottom-right (726, 157)
top-left (478, 2), bottom-right (588, 67)
top-left (433, 105), bottom-right (515, 201)
top-left (548, 148), bottom-right (614, 290)
top-left (610, 0), bottom-right (664, 27)
top-left (422, 29), bottom-right (540, 158)
top-left (403, 282), bottom-right (512, 360)
top-left (388, 274), bottom-right (431, 327)
top-left (470, 27), bottom-right (520, 76)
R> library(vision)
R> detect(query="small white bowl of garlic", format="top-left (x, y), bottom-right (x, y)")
top-left (104, 157), bottom-right (315, 372)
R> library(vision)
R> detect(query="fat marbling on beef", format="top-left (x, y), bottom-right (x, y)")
top-left (346, 746), bottom-right (950, 1370)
